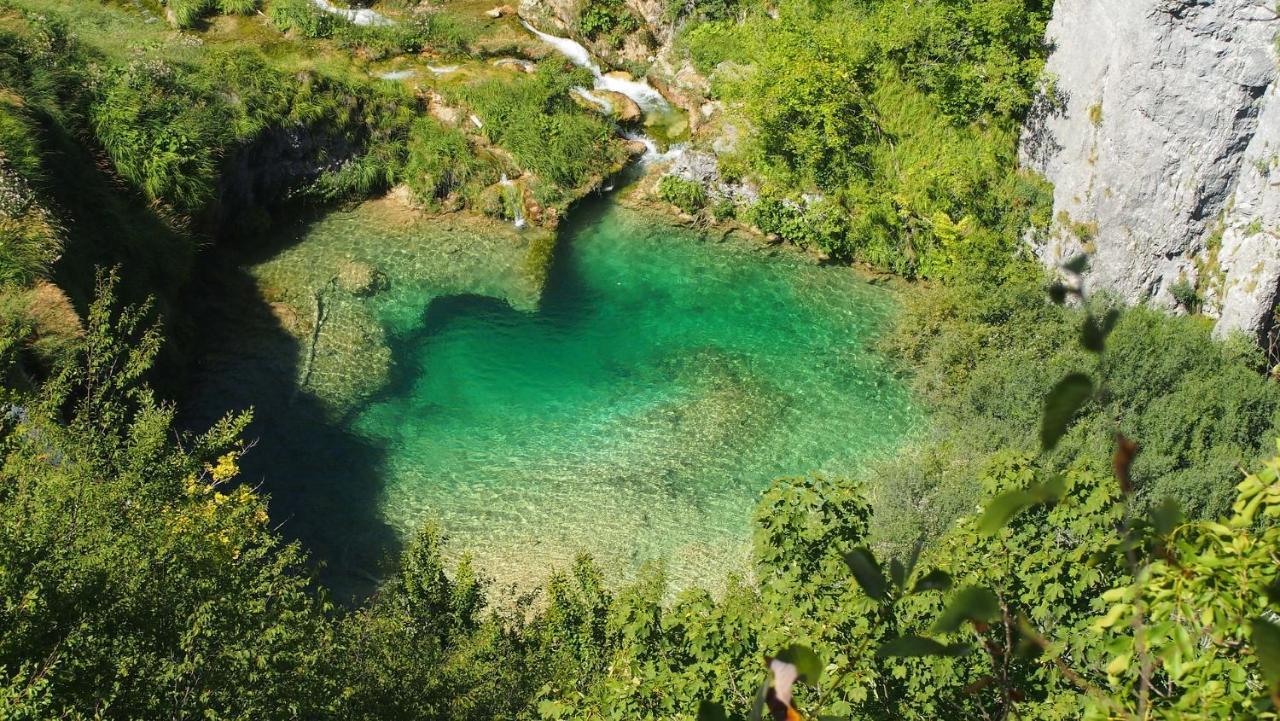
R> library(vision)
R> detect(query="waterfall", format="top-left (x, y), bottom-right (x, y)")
top-left (520, 21), bottom-right (670, 113)
top-left (573, 88), bottom-right (613, 114)
top-left (500, 175), bottom-right (526, 229)
top-left (311, 0), bottom-right (393, 27)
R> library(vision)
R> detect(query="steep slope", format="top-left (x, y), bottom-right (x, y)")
top-left (1021, 0), bottom-right (1280, 340)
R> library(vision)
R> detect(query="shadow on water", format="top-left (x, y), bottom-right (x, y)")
top-left (178, 211), bottom-right (401, 604)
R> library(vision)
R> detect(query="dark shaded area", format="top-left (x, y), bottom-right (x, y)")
top-left (178, 215), bottom-right (399, 603)
top-left (34, 105), bottom-right (201, 390)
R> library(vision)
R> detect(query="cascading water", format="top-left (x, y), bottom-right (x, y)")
top-left (500, 174), bottom-right (527, 229)
top-left (521, 20), bottom-right (685, 163)
top-left (311, 0), bottom-right (392, 27)
top-left (520, 21), bottom-right (670, 112)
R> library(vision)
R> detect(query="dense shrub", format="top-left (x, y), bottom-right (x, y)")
top-left (576, 0), bottom-right (642, 44)
top-left (656, 175), bottom-right (706, 214)
top-left (453, 61), bottom-right (626, 194)
top-left (870, 267), bottom-right (1280, 552)
top-left (403, 116), bottom-right (495, 206)
top-left (681, 0), bottom-right (1052, 278)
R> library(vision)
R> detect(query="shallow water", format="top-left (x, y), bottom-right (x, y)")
top-left (358, 201), bottom-right (916, 589)
top-left (189, 197), bottom-right (918, 595)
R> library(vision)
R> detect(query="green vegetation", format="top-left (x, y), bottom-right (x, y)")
top-left (657, 174), bottom-right (707, 214)
top-left (3, 0), bottom-right (1280, 719)
top-left (451, 60), bottom-right (628, 200)
top-left (267, 0), bottom-right (474, 58)
top-left (404, 116), bottom-right (497, 208)
top-left (681, 0), bottom-right (1052, 278)
top-left (576, 0), bottom-right (642, 45)
top-left (168, 0), bottom-right (261, 29)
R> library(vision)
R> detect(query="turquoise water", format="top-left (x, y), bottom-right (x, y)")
top-left (189, 197), bottom-right (918, 594)
top-left (354, 201), bottom-right (917, 589)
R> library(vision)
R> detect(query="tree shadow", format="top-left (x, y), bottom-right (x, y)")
top-left (178, 217), bottom-right (401, 604)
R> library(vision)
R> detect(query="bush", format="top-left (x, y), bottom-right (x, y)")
top-left (334, 12), bottom-right (475, 60)
top-left (166, 0), bottom-right (260, 28)
top-left (403, 116), bottom-right (493, 206)
top-left (267, 0), bottom-right (337, 37)
top-left (453, 61), bottom-right (624, 195)
top-left (575, 0), bottom-right (641, 44)
top-left (656, 175), bottom-right (706, 214)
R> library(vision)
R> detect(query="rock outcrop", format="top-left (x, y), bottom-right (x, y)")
top-left (1021, 0), bottom-right (1280, 340)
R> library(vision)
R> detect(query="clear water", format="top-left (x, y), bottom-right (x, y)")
top-left (188, 197), bottom-right (919, 595)
top-left (356, 201), bottom-right (916, 590)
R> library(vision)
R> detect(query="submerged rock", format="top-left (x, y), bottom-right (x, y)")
top-left (336, 259), bottom-right (389, 297)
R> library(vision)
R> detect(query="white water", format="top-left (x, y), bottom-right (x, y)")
top-left (427, 65), bottom-right (460, 75)
top-left (573, 88), bottom-right (614, 114)
top-left (378, 70), bottom-right (417, 81)
top-left (623, 131), bottom-right (685, 165)
top-left (520, 21), bottom-right (671, 113)
top-left (500, 174), bottom-right (527, 229)
top-left (311, 0), bottom-right (393, 27)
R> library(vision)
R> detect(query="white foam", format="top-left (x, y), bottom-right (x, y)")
top-left (311, 0), bottom-right (393, 27)
top-left (521, 21), bottom-right (671, 113)
top-left (573, 88), bottom-right (613, 114)
top-left (378, 69), bottom-right (416, 80)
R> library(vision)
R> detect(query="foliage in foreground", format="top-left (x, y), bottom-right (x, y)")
top-left (3, 271), bottom-right (1279, 720)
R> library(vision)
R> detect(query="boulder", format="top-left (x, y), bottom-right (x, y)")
top-left (485, 4), bottom-right (516, 18)
top-left (597, 89), bottom-right (641, 123)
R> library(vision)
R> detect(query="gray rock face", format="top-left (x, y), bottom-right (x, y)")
top-left (667, 150), bottom-right (759, 206)
top-left (1021, 0), bottom-right (1280, 339)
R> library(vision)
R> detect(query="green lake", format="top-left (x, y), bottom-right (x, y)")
top-left (187, 193), bottom-right (919, 596)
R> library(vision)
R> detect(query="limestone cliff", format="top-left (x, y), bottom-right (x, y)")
top-left (1021, 0), bottom-right (1280, 340)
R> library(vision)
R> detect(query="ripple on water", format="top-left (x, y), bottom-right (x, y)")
top-left (353, 203), bottom-right (920, 592)
top-left (189, 198), bottom-right (919, 597)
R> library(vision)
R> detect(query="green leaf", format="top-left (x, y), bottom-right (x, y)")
top-left (889, 559), bottom-right (906, 591)
top-left (911, 569), bottom-right (952, 594)
top-left (877, 635), bottom-right (970, 658)
top-left (843, 547), bottom-right (888, 601)
top-left (978, 477), bottom-right (1065, 535)
top-left (1150, 498), bottom-right (1183, 536)
top-left (1251, 617), bottom-right (1280, 686)
top-left (1041, 373), bottom-right (1094, 451)
top-left (932, 587), bottom-right (1000, 634)
top-left (977, 488), bottom-right (1033, 535)
top-left (1062, 254), bottom-right (1089, 274)
top-left (697, 701), bottom-right (728, 721)
top-left (776, 645), bottom-right (823, 684)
